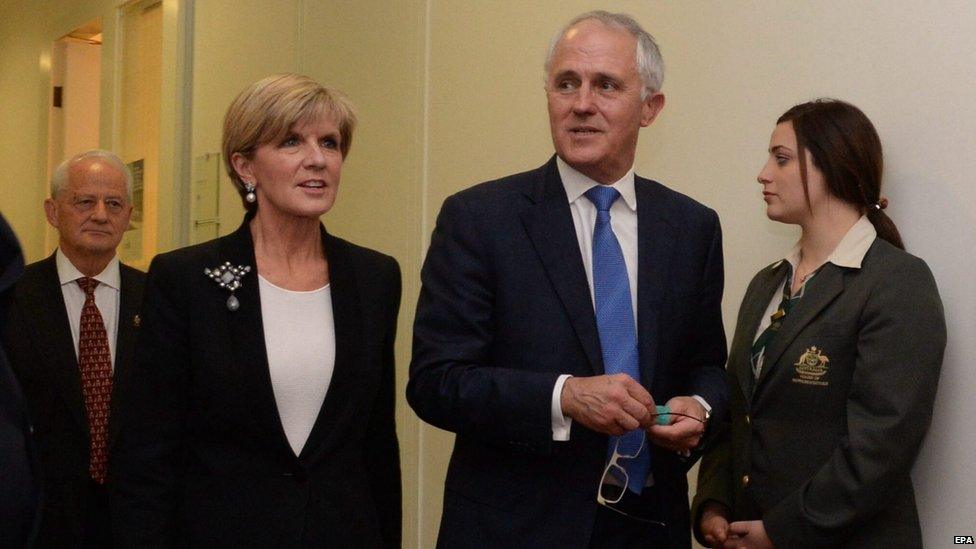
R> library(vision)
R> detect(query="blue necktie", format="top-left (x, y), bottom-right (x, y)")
top-left (585, 185), bottom-right (649, 495)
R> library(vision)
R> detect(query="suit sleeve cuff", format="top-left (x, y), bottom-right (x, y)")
top-left (551, 374), bottom-right (573, 441)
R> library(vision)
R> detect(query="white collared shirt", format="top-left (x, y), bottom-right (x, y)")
top-left (549, 159), bottom-right (710, 441)
top-left (56, 249), bottom-right (122, 369)
top-left (752, 216), bottom-right (877, 374)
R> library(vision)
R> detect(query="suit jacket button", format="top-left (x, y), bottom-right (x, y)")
top-left (282, 470), bottom-right (306, 482)
top-left (741, 474), bottom-right (750, 487)
top-left (745, 414), bottom-right (751, 425)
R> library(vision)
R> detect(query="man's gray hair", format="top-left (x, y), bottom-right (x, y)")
top-left (544, 10), bottom-right (665, 99)
top-left (50, 149), bottom-right (134, 202)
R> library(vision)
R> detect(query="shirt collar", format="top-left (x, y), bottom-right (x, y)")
top-left (784, 215), bottom-right (877, 272)
top-left (56, 248), bottom-right (121, 290)
top-left (556, 156), bottom-right (637, 212)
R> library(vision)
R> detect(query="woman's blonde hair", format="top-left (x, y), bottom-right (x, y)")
top-left (222, 74), bottom-right (358, 210)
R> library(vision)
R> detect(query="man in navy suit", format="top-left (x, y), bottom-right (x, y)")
top-left (408, 10), bottom-right (728, 548)
top-left (0, 213), bottom-right (40, 548)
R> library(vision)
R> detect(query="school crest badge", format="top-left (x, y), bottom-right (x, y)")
top-left (792, 346), bottom-right (829, 386)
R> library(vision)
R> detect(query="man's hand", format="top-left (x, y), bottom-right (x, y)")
top-left (722, 520), bottom-right (774, 549)
top-left (699, 501), bottom-right (731, 547)
top-left (560, 374), bottom-right (655, 435)
top-left (647, 396), bottom-right (706, 452)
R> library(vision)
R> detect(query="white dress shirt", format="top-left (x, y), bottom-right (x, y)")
top-left (752, 215), bottom-right (877, 375)
top-left (259, 275), bottom-right (335, 456)
top-left (56, 249), bottom-right (122, 369)
top-left (549, 159), bottom-right (711, 441)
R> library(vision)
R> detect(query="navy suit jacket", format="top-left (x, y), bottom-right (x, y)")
top-left (0, 213), bottom-right (39, 548)
top-left (408, 157), bottom-right (728, 548)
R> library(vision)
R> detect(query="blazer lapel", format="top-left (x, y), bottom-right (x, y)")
top-left (519, 158), bottom-right (603, 375)
top-left (755, 263), bottom-right (845, 390)
top-left (108, 265), bottom-right (143, 448)
top-left (300, 231), bottom-right (363, 463)
top-left (219, 220), bottom-right (298, 461)
top-left (25, 255), bottom-right (88, 431)
top-left (634, 179), bottom-right (675, 391)
top-left (735, 262), bottom-right (788, 402)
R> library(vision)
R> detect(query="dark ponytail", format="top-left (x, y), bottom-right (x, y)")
top-left (865, 199), bottom-right (903, 250)
top-left (778, 99), bottom-right (905, 250)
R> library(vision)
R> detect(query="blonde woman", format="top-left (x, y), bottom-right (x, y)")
top-left (112, 74), bottom-right (401, 547)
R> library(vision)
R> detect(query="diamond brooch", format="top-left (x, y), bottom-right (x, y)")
top-left (204, 261), bottom-right (252, 311)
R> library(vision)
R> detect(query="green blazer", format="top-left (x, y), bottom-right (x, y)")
top-left (693, 238), bottom-right (946, 548)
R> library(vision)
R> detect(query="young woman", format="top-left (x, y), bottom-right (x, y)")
top-left (693, 99), bottom-right (946, 549)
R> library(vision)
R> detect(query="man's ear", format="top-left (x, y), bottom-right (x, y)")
top-left (640, 91), bottom-right (666, 127)
top-left (43, 198), bottom-right (59, 229)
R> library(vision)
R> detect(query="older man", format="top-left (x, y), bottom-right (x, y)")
top-left (408, 11), bottom-right (728, 548)
top-left (2, 150), bottom-right (145, 547)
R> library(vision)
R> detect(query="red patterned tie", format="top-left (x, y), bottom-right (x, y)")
top-left (76, 276), bottom-right (113, 484)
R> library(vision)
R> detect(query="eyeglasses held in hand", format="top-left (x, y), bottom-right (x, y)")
top-left (595, 405), bottom-right (705, 525)
top-left (596, 432), bottom-right (666, 526)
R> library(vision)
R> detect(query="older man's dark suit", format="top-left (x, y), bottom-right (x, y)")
top-left (2, 251), bottom-right (144, 547)
top-left (693, 239), bottom-right (946, 548)
top-left (0, 213), bottom-right (40, 548)
top-left (408, 157), bottom-right (728, 548)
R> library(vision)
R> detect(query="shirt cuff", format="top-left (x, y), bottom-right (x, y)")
top-left (676, 395), bottom-right (711, 458)
top-left (691, 394), bottom-right (711, 416)
top-left (551, 374), bottom-right (573, 441)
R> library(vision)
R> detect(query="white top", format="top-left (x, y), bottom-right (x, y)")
top-left (752, 215), bottom-right (877, 375)
top-left (549, 159), bottom-right (711, 441)
top-left (56, 248), bottom-right (121, 369)
top-left (259, 275), bottom-right (335, 456)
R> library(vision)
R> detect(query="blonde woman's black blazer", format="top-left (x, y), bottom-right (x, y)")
top-left (111, 216), bottom-right (402, 548)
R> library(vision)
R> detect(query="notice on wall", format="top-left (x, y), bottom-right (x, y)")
top-left (119, 158), bottom-right (143, 262)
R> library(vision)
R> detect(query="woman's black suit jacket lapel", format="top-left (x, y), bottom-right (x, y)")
top-left (217, 217), bottom-right (364, 466)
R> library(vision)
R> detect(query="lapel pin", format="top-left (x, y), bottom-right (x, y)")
top-left (204, 261), bottom-right (252, 311)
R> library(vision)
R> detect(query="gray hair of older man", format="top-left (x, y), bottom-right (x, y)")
top-left (544, 10), bottom-right (665, 99)
top-left (50, 149), bottom-right (134, 202)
